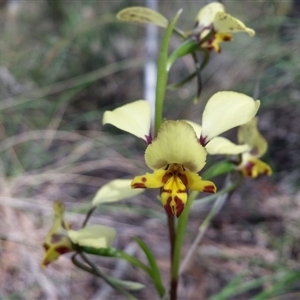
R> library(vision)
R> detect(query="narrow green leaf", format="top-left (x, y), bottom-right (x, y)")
top-left (112, 279), bottom-right (145, 291)
top-left (208, 272), bottom-right (300, 300)
top-left (81, 246), bottom-right (152, 276)
top-left (202, 160), bottom-right (235, 180)
top-left (155, 9), bottom-right (183, 134)
top-left (167, 39), bottom-right (199, 71)
top-left (117, 7), bottom-right (168, 28)
top-left (134, 237), bottom-right (165, 297)
top-left (167, 71), bottom-right (197, 90)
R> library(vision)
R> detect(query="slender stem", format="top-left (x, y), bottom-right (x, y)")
top-left (173, 27), bottom-right (187, 39)
top-left (81, 206), bottom-right (96, 228)
top-left (163, 191), bottom-right (198, 300)
top-left (155, 10), bottom-right (182, 134)
top-left (167, 215), bottom-right (177, 300)
top-left (78, 252), bottom-right (137, 300)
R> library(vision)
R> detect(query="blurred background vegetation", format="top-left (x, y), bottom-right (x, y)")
top-left (0, 0), bottom-right (300, 299)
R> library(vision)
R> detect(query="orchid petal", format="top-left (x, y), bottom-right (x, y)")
top-left (117, 7), bottom-right (168, 28)
top-left (131, 169), bottom-right (166, 189)
top-left (238, 117), bottom-right (268, 157)
top-left (201, 92), bottom-right (260, 144)
top-left (185, 120), bottom-right (202, 138)
top-left (41, 202), bottom-right (73, 268)
top-left (185, 171), bottom-right (216, 193)
top-left (92, 179), bottom-right (143, 207)
top-left (206, 137), bottom-right (249, 155)
top-left (214, 12), bottom-right (255, 37)
top-left (145, 120), bottom-right (207, 172)
top-left (160, 174), bottom-right (187, 217)
top-left (68, 225), bottom-right (116, 249)
top-left (103, 100), bottom-right (151, 142)
top-left (195, 2), bottom-right (225, 27)
top-left (239, 153), bottom-right (272, 178)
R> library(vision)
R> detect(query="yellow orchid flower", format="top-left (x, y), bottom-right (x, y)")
top-left (193, 2), bottom-right (255, 52)
top-left (131, 120), bottom-right (216, 217)
top-left (102, 91), bottom-right (260, 217)
top-left (237, 117), bottom-right (272, 178)
top-left (42, 201), bottom-right (116, 268)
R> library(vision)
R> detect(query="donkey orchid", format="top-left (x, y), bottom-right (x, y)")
top-left (193, 2), bottom-right (255, 52)
top-left (237, 117), bottom-right (272, 178)
top-left (103, 92), bottom-right (259, 217)
top-left (42, 202), bottom-right (116, 267)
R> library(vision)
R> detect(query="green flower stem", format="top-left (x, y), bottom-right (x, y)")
top-left (155, 9), bottom-right (182, 134)
top-left (173, 27), bottom-right (187, 39)
top-left (171, 190), bottom-right (199, 281)
top-left (78, 252), bottom-right (138, 300)
top-left (72, 253), bottom-right (138, 299)
top-left (168, 215), bottom-right (177, 300)
top-left (81, 246), bottom-right (151, 277)
top-left (166, 190), bottom-right (199, 300)
top-left (81, 206), bottom-right (96, 227)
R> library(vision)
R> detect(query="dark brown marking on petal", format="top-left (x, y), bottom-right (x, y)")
top-left (223, 35), bottom-right (232, 41)
top-left (200, 135), bottom-right (208, 146)
top-left (51, 233), bottom-right (62, 244)
top-left (42, 259), bottom-right (50, 267)
top-left (164, 197), bottom-right (174, 217)
top-left (161, 188), bottom-right (172, 194)
top-left (177, 189), bottom-right (187, 194)
top-left (145, 134), bottom-right (152, 145)
top-left (162, 172), bottom-right (172, 184)
top-left (244, 161), bottom-right (255, 177)
top-left (141, 177), bottom-right (147, 183)
top-left (132, 183), bottom-right (146, 188)
top-left (43, 243), bottom-right (49, 251)
top-left (203, 185), bottom-right (216, 193)
top-left (174, 196), bottom-right (184, 218)
top-left (55, 246), bottom-right (72, 255)
top-left (178, 173), bottom-right (188, 186)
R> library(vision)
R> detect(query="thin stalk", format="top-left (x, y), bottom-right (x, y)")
top-left (167, 215), bottom-right (177, 300)
top-left (173, 27), bottom-right (187, 39)
top-left (154, 10), bottom-right (182, 134)
top-left (166, 190), bottom-right (199, 300)
top-left (79, 252), bottom-right (137, 300)
top-left (81, 206), bottom-right (96, 227)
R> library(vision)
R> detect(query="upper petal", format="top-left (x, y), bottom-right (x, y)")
top-left (117, 7), bottom-right (168, 28)
top-left (103, 100), bottom-right (151, 142)
top-left (214, 12), bottom-right (255, 36)
top-left (201, 91), bottom-right (260, 144)
top-left (92, 179), bottom-right (144, 207)
top-left (238, 117), bottom-right (268, 157)
top-left (206, 136), bottom-right (249, 155)
top-left (145, 120), bottom-right (207, 172)
top-left (195, 2), bottom-right (225, 27)
top-left (185, 120), bottom-right (202, 137)
top-left (68, 225), bottom-right (116, 249)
